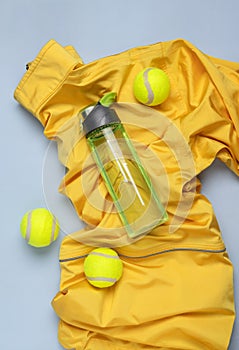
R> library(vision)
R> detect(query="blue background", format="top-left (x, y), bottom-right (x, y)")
top-left (0, 0), bottom-right (238, 349)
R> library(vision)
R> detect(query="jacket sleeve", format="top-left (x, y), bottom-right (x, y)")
top-left (206, 55), bottom-right (239, 174)
top-left (165, 40), bottom-right (239, 176)
top-left (14, 40), bottom-right (85, 137)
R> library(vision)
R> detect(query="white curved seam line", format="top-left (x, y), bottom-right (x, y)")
top-left (143, 68), bottom-right (154, 104)
top-left (90, 252), bottom-right (119, 259)
top-left (86, 276), bottom-right (117, 282)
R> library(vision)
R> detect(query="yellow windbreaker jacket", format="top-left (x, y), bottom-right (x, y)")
top-left (14, 38), bottom-right (239, 350)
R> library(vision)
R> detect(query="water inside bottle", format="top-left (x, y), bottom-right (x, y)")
top-left (88, 124), bottom-right (167, 237)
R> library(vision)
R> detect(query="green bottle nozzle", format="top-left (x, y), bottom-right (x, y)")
top-left (99, 92), bottom-right (117, 107)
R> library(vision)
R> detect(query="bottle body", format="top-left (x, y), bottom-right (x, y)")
top-left (85, 120), bottom-right (168, 238)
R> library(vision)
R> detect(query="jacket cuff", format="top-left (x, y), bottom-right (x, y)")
top-left (14, 39), bottom-right (82, 126)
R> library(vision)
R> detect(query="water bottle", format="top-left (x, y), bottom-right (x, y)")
top-left (81, 97), bottom-right (168, 238)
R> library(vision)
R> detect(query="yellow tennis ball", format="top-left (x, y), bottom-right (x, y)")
top-left (133, 67), bottom-right (170, 106)
top-left (84, 247), bottom-right (123, 288)
top-left (20, 208), bottom-right (60, 248)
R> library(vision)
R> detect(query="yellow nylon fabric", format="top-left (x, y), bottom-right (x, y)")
top-left (14, 38), bottom-right (239, 349)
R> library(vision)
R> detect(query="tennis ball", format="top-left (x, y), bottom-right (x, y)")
top-left (133, 67), bottom-right (170, 106)
top-left (84, 247), bottom-right (123, 288)
top-left (20, 208), bottom-right (60, 248)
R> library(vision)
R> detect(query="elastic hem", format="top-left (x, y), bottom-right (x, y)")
top-left (59, 245), bottom-right (226, 263)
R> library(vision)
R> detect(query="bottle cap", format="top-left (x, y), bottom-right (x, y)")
top-left (81, 104), bottom-right (120, 135)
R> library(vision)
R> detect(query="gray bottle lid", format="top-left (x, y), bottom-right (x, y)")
top-left (81, 103), bottom-right (120, 135)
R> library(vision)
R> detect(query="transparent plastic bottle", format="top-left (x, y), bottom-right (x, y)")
top-left (81, 101), bottom-right (168, 238)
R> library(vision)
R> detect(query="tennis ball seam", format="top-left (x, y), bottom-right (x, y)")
top-left (90, 251), bottom-right (119, 259)
top-left (143, 68), bottom-right (155, 105)
top-left (86, 276), bottom-right (118, 283)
